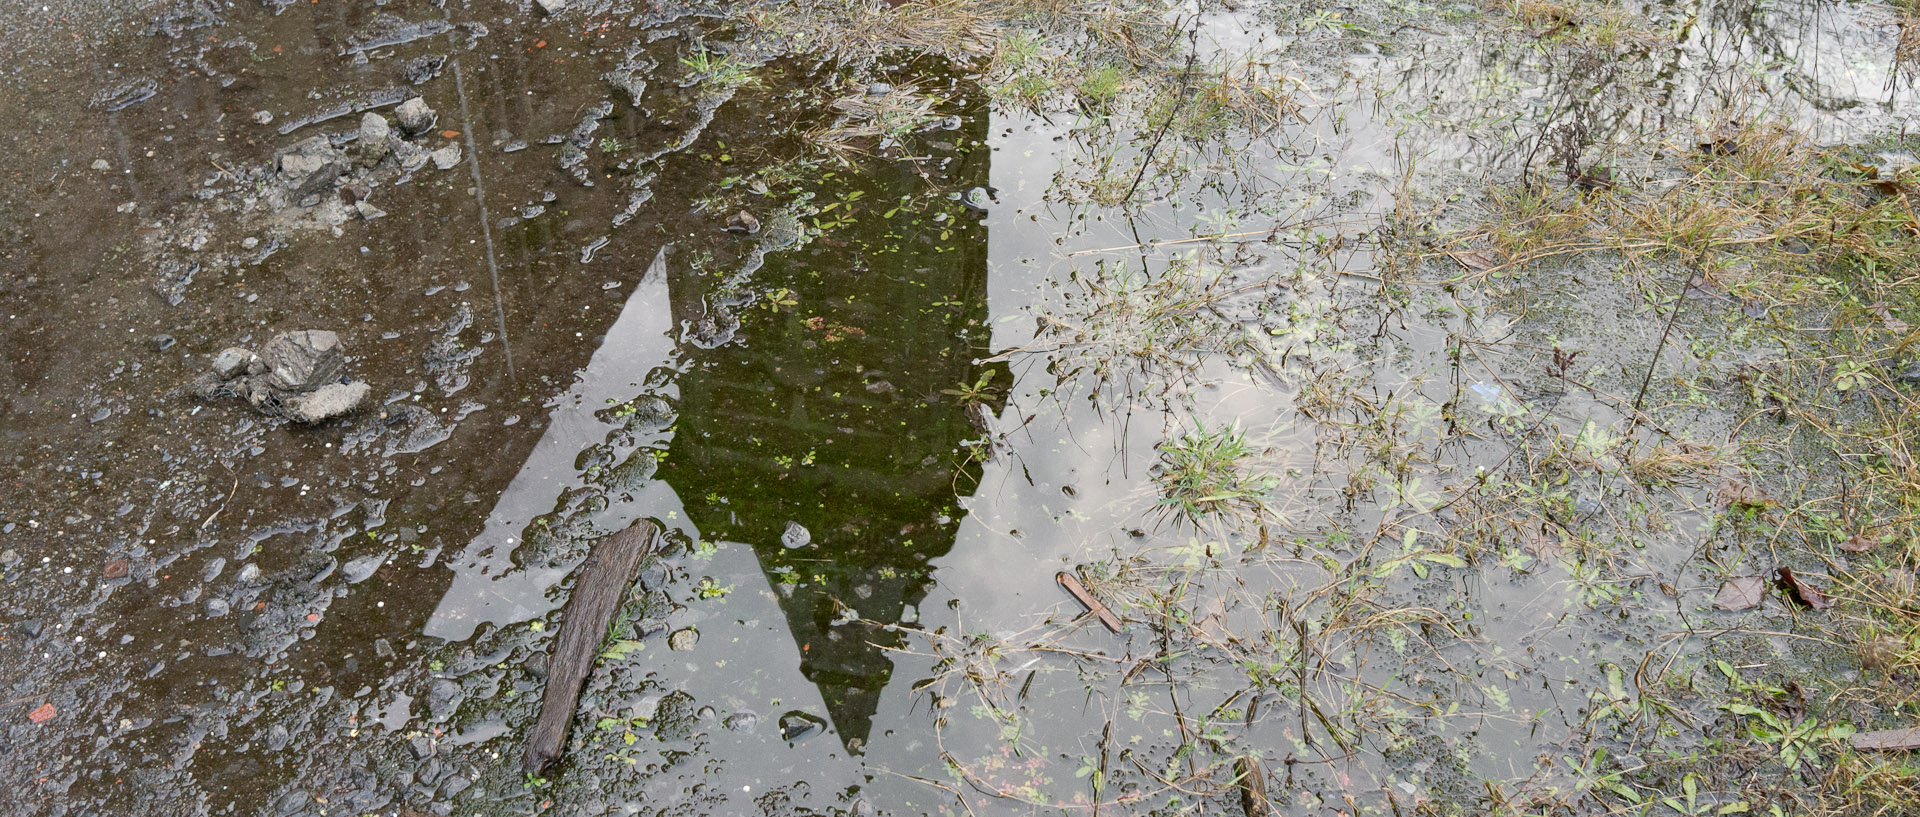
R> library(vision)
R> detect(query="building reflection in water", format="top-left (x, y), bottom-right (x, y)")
top-left (662, 100), bottom-right (999, 752)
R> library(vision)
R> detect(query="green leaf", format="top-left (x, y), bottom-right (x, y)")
top-left (601, 639), bottom-right (645, 660)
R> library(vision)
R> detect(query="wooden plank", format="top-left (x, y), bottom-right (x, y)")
top-left (1852, 726), bottom-right (1920, 751)
top-left (1056, 571), bottom-right (1123, 633)
top-left (523, 519), bottom-right (658, 776)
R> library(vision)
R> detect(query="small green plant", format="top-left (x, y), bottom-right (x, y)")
top-left (941, 370), bottom-right (1004, 404)
top-left (597, 136), bottom-right (625, 154)
top-left (695, 577), bottom-right (733, 599)
top-left (1153, 423), bottom-right (1273, 524)
top-left (761, 287), bottom-right (799, 312)
top-left (681, 46), bottom-right (758, 92)
top-left (1078, 64), bottom-right (1128, 108)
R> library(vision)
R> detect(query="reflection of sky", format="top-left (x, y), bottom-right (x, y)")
top-left (426, 248), bottom-right (684, 642)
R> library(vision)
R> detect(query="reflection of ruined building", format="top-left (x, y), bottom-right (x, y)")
top-left (660, 105), bottom-right (996, 750)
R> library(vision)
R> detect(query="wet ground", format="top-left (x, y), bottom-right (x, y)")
top-left (2, 0), bottom-right (1917, 815)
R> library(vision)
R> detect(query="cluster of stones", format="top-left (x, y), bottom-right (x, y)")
top-left (273, 96), bottom-right (457, 220)
top-left (191, 330), bottom-right (370, 424)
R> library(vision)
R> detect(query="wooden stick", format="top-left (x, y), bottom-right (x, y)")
top-left (1235, 756), bottom-right (1272, 817)
top-left (1056, 571), bottom-right (1124, 633)
top-left (523, 519), bottom-right (658, 775)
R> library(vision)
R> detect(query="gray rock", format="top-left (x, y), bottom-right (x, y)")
top-left (425, 679), bottom-right (462, 722)
top-left (867, 82), bottom-right (892, 96)
top-left (0, 549), bottom-right (17, 567)
top-left (962, 186), bottom-right (994, 212)
top-left (357, 113), bottom-right (392, 163)
top-left (211, 347), bottom-right (258, 378)
top-left (205, 598), bottom-right (230, 618)
top-left (394, 97), bottom-right (436, 135)
top-left (637, 562), bottom-right (668, 592)
top-left (279, 141), bottom-right (332, 176)
top-left (778, 710), bottom-right (827, 742)
top-left (354, 200), bottom-right (387, 220)
top-left (429, 144), bottom-right (462, 170)
top-left (780, 521), bottom-right (811, 549)
top-left (1897, 361), bottom-right (1920, 384)
top-left (262, 330), bottom-right (345, 391)
top-left (535, 0), bottom-right (567, 14)
top-left (236, 563), bottom-right (262, 584)
top-left (341, 551), bottom-right (387, 584)
top-left (667, 627), bottom-right (699, 651)
top-left (286, 381), bottom-right (369, 423)
top-left (723, 711), bottom-right (758, 732)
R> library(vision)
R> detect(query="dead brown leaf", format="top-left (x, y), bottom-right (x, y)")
top-left (1717, 480), bottom-right (1776, 514)
top-left (1776, 567), bottom-right (1833, 610)
top-left (1448, 250), bottom-right (1502, 272)
top-left (1867, 302), bottom-right (1911, 334)
top-left (26, 702), bottom-right (55, 724)
top-left (1713, 577), bottom-right (1766, 611)
top-left (1837, 534), bottom-right (1880, 553)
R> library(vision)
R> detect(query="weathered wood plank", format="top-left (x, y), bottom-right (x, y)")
top-left (523, 519), bottom-right (658, 776)
top-left (1056, 571), bottom-right (1123, 633)
top-left (1852, 726), bottom-right (1920, 751)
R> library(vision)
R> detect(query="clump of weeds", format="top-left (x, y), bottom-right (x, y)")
top-left (1153, 421), bottom-right (1277, 526)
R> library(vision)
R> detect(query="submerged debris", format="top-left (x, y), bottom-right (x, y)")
top-left (191, 330), bottom-right (370, 423)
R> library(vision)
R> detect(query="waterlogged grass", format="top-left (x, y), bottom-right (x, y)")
top-left (680, 44), bottom-right (760, 92)
top-left (1154, 422), bottom-right (1276, 525)
top-left (883, 123), bottom-right (1919, 817)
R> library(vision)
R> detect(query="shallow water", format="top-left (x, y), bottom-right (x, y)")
top-left (0, 0), bottom-right (1913, 814)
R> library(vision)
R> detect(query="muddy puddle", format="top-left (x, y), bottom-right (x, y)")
top-left (2, 0), bottom-right (1917, 814)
